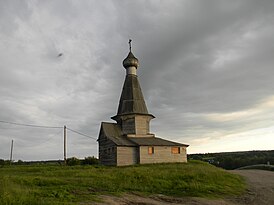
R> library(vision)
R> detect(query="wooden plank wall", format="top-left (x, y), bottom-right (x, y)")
top-left (135, 115), bottom-right (150, 135)
top-left (98, 134), bottom-right (117, 166)
top-left (139, 146), bottom-right (187, 164)
top-left (117, 146), bottom-right (139, 166)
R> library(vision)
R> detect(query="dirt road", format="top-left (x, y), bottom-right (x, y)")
top-left (229, 170), bottom-right (274, 205)
top-left (94, 170), bottom-right (274, 205)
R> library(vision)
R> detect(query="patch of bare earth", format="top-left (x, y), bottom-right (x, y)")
top-left (92, 194), bottom-right (231, 205)
top-left (228, 170), bottom-right (274, 205)
top-left (91, 170), bottom-right (274, 205)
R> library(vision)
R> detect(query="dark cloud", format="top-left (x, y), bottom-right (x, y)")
top-left (1, 0), bottom-right (274, 160)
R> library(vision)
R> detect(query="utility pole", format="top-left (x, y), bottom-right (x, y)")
top-left (10, 139), bottom-right (14, 165)
top-left (64, 125), bottom-right (67, 165)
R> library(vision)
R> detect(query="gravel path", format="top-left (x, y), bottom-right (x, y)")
top-left (93, 170), bottom-right (274, 205)
top-left (229, 170), bottom-right (274, 205)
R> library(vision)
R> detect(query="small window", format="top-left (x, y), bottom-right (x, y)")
top-left (172, 147), bottom-right (180, 154)
top-left (148, 146), bottom-right (154, 154)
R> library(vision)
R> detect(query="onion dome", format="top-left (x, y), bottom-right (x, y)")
top-left (123, 51), bottom-right (139, 69)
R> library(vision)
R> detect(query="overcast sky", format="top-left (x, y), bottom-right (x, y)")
top-left (1, 0), bottom-right (274, 161)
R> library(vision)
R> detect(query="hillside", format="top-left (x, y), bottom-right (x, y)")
top-left (0, 161), bottom-right (245, 204)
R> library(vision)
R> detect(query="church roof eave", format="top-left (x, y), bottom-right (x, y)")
top-left (111, 113), bottom-right (155, 121)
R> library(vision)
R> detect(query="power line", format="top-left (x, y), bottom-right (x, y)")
top-left (0, 120), bottom-right (97, 140)
top-left (66, 127), bottom-right (97, 140)
top-left (0, 120), bottom-right (63, 129)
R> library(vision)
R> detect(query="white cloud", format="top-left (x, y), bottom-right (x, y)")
top-left (206, 95), bottom-right (274, 122)
top-left (188, 126), bottom-right (274, 154)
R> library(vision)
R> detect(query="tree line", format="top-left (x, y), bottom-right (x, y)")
top-left (0, 156), bottom-right (98, 167)
top-left (188, 150), bottom-right (274, 170)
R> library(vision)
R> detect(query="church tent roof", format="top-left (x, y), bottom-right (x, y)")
top-left (116, 74), bottom-right (149, 115)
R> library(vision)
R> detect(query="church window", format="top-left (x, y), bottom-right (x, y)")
top-left (148, 146), bottom-right (154, 154)
top-left (172, 147), bottom-right (180, 154)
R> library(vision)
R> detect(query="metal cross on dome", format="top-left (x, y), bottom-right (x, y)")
top-left (129, 39), bottom-right (132, 52)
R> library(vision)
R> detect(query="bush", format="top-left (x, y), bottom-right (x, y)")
top-left (82, 156), bottom-right (98, 165)
top-left (66, 157), bottom-right (80, 166)
top-left (16, 160), bottom-right (24, 165)
top-left (0, 159), bottom-right (4, 167)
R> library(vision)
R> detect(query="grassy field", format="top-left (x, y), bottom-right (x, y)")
top-left (0, 161), bottom-right (246, 205)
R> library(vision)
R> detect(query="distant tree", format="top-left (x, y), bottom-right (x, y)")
top-left (4, 160), bottom-right (12, 165)
top-left (83, 156), bottom-right (98, 165)
top-left (0, 159), bottom-right (4, 166)
top-left (66, 157), bottom-right (81, 166)
top-left (16, 160), bottom-right (24, 165)
top-left (188, 150), bottom-right (274, 170)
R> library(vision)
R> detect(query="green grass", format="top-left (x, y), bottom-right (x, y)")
top-left (0, 161), bottom-right (246, 204)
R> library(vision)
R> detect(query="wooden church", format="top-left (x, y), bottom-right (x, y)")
top-left (97, 41), bottom-right (189, 166)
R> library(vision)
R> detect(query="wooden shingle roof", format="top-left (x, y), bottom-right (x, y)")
top-left (129, 137), bottom-right (189, 147)
top-left (99, 122), bottom-right (189, 147)
top-left (99, 122), bottom-right (136, 146)
top-left (116, 74), bottom-right (149, 115)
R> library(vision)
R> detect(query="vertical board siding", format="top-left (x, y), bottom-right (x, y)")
top-left (98, 134), bottom-right (117, 166)
top-left (117, 146), bottom-right (138, 166)
top-left (122, 118), bottom-right (135, 134)
top-left (135, 116), bottom-right (150, 135)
